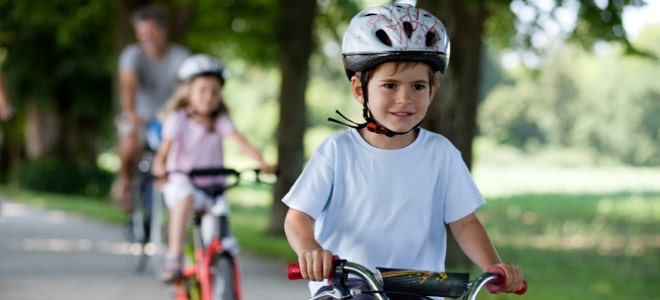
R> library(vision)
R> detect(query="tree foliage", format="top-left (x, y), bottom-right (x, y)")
top-left (0, 0), bottom-right (114, 118)
top-left (479, 25), bottom-right (660, 166)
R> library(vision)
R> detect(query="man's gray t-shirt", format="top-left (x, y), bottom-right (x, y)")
top-left (119, 43), bottom-right (190, 120)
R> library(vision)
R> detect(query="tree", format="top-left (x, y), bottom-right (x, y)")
top-left (0, 0), bottom-right (116, 193)
top-left (268, 0), bottom-right (317, 235)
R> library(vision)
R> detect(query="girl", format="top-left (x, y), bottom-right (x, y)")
top-left (152, 54), bottom-right (275, 282)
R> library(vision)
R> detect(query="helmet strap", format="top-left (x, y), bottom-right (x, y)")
top-left (327, 70), bottom-right (421, 138)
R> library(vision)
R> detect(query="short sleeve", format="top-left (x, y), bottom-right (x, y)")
top-left (118, 44), bottom-right (141, 71)
top-left (442, 149), bottom-right (486, 224)
top-left (214, 113), bottom-right (236, 137)
top-left (162, 110), bottom-right (185, 141)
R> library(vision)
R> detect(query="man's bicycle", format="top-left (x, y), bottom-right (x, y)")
top-left (125, 119), bottom-right (163, 274)
top-left (169, 167), bottom-right (273, 300)
top-left (288, 257), bottom-right (527, 300)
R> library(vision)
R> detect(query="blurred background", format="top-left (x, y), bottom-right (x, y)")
top-left (0, 0), bottom-right (658, 299)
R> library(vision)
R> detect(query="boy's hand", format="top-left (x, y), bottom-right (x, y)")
top-left (298, 248), bottom-right (335, 283)
top-left (491, 262), bottom-right (525, 293)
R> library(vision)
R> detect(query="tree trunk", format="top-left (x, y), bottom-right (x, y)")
top-left (418, 0), bottom-right (487, 269)
top-left (268, 0), bottom-right (316, 235)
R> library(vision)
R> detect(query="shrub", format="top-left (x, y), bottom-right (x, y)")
top-left (12, 158), bottom-right (113, 197)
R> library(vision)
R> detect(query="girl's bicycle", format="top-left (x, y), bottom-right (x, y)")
top-left (288, 257), bottom-right (527, 300)
top-left (169, 167), bottom-right (272, 300)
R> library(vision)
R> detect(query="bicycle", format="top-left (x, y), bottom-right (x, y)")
top-left (125, 120), bottom-right (162, 275)
top-left (287, 257), bottom-right (527, 300)
top-left (168, 167), bottom-right (272, 300)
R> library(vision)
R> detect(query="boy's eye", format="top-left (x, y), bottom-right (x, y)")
top-left (413, 84), bottom-right (427, 91)
top-left (383, 83), bottom-right (396, 89)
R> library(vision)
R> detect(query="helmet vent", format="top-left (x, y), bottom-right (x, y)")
top-left (425, 31), bottom-right (439, 47)
top-left (375, 29), bottom-right (393, 47)
top-left (403, 21), bottom-right (413, 39)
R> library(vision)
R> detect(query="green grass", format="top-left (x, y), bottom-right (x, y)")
top-left (2, 162), bottom-right (659, 299)
top-left (474, 192), bottom-right (660, 300)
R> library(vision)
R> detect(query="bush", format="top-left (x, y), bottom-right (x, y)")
top-left (12, 158), bottom-right (113, 197)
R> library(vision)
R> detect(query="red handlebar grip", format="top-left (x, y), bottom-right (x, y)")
top-left (288, 263), bottom-right (303, 280)
top-left (287, 255), bottom-right (342, 281)
top-left (486, 266), bottom-right (527, 295)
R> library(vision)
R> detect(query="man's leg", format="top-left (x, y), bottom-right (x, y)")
top-left (115, 131), bottom-right (141, 213)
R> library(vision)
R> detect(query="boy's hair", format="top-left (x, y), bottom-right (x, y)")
top-left (132, 5), bottom-right (169, 28)
top-left (363, 61), bottom-right (437, 88)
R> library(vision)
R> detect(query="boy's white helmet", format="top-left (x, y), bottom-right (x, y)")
top-left (177, 54), bottom-right (229, 83)
top-left (342, 3), bottom-right (450, 79)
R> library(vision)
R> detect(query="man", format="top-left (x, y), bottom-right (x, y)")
top-left (114, 5), bottom-right (190, 212)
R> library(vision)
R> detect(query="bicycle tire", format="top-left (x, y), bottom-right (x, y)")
top-left (149, 188), bottom-right (168, 278)
top-left (211, 254), bottom-right (238, 300)
top-left (127, 181), bottom-right (148, 273)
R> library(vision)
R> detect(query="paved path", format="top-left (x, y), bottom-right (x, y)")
top-left (0, 199), bottom-right (309, 300)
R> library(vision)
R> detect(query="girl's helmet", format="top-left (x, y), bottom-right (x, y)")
top-left (177, 54), bottom-right (229, 84)
top-left (341, 3), bottom-right (450, 79)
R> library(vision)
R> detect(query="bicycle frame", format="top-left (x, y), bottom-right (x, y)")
top-left (175, 213), bottom-right (241, 300)
top-left (127, 149), bottom-right (156, 273)
top-left (170, 167), bottom-right (255, 300)
top-left (288, 258), bottom-right (526, 300)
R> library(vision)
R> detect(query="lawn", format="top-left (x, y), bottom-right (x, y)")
top-left (2, 155), bottom-right (659, 299)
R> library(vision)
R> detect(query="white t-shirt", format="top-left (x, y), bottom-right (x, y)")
top-left (282, 128), bottom-right (485, 295)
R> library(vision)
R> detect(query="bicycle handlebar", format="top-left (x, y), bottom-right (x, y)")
top-left (288, 257), bottom-right (526, 300)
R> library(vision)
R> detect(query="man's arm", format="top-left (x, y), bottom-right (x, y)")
top-left (119, 69), bottom-right (140, 124)
top-left (0, 72), bottom-right (13, 121)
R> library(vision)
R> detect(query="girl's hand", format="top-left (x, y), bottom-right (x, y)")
top-left (259, 163), bottom-right (278, 174)
top-left (298, 248), bottom-right (335, 283)
top-left (491, 262), bottom-right (525, 293)
top-left (151, 164), bottom-right (167, 186)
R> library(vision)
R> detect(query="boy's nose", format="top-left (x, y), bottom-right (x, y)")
top-left (397, 88), bottom-right (413, 104)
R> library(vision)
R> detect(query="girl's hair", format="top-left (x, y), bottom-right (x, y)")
top-left (160, 74), bottom-right (229, 121)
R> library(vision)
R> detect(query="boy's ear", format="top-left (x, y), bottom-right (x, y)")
top-left (350, 75), bottom-right (364, 105)
top-left (428, 80), bottom-right (438, 104)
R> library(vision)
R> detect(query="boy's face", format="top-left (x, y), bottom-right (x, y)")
top-left (351, 61), bottom-right (436, 135)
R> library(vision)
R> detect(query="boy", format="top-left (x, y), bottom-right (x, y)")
top-left (282, 3), bottom-right (525, 299)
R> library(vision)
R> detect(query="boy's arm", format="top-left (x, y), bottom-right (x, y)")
top-left (284, 208), bottom-right (334, 282)
top-left (449, 213), bottom-right (525, 293)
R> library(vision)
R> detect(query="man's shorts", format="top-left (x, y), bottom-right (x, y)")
top-left (114, 114), bottom-right (146, 141)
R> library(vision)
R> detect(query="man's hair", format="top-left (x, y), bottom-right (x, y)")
top-left (132, 5), bottom-right (169, 28)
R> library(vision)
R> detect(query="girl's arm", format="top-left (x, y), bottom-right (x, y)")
top-left (284, 208), bottom-right (335, 282)
top-left (228, 131), bottom-right (275, 172)
top-left (152, 138), bottom-right (172, 179)
top-left (449, 213), bottom-right (525, 292)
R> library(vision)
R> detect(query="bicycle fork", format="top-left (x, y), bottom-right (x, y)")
top-left (174, 214), bottom-right (241, 300)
